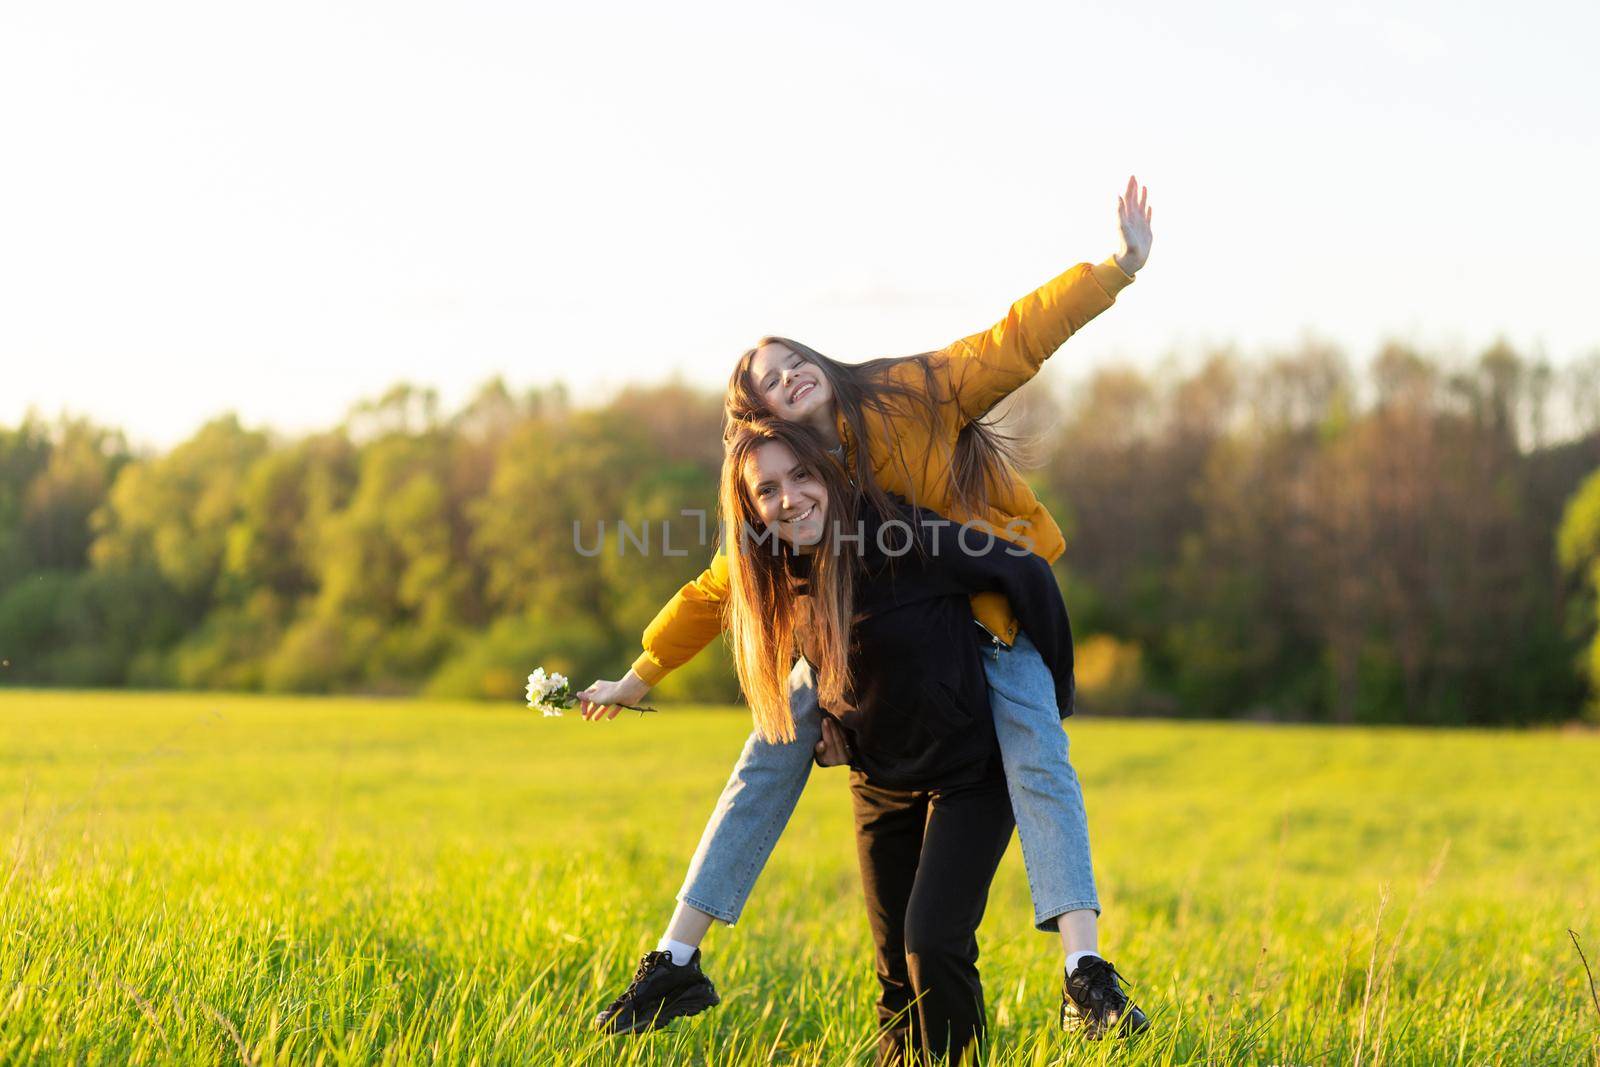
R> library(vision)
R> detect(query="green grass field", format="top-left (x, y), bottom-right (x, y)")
top-left (1, 690), bottom-right (1597, 1065)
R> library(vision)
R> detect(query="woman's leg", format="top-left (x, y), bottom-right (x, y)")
top-left (674, 656), bottom-right (824, 925)
top-left (661, 899), bottom-right (714, 949)
top-left (903, 772), bottom-right (1015, 1065)
top-left (982, 631), bottom-right (1101, 945)
top-left (849, 774), bottom-right (928, 1066)
top-left (985, 633), bottom-right (1153, 1038)
top-left (594, 659), bottom-right (824, 1034)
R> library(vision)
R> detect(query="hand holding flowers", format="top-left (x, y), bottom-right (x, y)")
top-left (574, 670), bottom-right (655, 720)
top-left (530, 666), bottom-right (656, 717)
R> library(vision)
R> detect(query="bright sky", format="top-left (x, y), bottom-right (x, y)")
top-left (3, 1), bottom-right (1597, 450)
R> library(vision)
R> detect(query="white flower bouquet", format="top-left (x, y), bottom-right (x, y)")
top-left (525, 667), bottom-right (574, 716)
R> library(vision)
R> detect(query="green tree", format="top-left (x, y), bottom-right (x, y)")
top-left (91, 415), bottom-right (269, 602)
top-left (20, 417), bottom-right (129, 571)
top-left (266, 426), bottom-right (469, 692)
top-left (1557, 465), bottom-right (1600, 718)
top-left (0, 417), bottom-right (53, 592)
top-left (85, 415), bottom-right (271, 685)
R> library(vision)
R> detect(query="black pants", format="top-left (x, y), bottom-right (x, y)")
top-left (849, 767), bottom-right (1015, 1066)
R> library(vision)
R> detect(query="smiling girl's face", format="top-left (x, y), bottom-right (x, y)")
top-left (747, 342), bottom-right (834, 425)
top-left (745, 439), bottom-right (829, 549)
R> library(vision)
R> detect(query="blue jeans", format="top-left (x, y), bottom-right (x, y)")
top-left (677, 631), bottom-right (1099, 931)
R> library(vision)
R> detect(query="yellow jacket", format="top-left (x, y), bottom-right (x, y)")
top-left (631, 256), bottom-right (1135, 686)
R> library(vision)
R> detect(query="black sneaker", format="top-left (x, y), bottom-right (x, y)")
top-left (1061, 956), bottom-right (1150, 1038)
top-left (593, 949), bottom-right (721, 1035)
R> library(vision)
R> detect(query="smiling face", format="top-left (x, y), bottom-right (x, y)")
top-left (744, 439), bottom-right (829, 549)
top-left (747, 342), bottom-right (834, 427)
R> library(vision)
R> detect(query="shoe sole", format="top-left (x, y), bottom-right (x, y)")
top-left (1061, 1007), bottom-right (1152, 1040)
top-left (602, 986), bottom-right (722, 1036)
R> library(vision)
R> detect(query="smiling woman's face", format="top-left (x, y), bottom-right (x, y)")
top-left (744, 439), bottom-right (829, 549)
top-left (747, 343), bottom-right (834, 424)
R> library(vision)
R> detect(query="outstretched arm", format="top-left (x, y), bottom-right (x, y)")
top-left (937, 175), bottom-right (1155, 423)
top-left (576, 550), bottom-right (732, 720)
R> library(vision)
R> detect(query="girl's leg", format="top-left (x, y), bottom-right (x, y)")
top-left (672, 656), bottom-right (823, 929)
top-left (982, 630), bottom-right (1101, 949)
top-left (660, 900), bottom-right (714, 952)
top-left (1059, 910), bottom-right (1100, 964)
top-left (593, 659), bottom-right (824, 1034)
top-left (903, 772), bottom-right (1015, 1065)
top-left (987, 635), bottom-right (1153, 1037)
top-left (849, 775), bottom-right (928, 1066)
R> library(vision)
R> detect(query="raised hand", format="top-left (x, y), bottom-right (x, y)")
top-left (1114, 174), bottom-right (1153, 276)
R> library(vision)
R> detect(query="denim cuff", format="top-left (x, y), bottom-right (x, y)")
top-left (677, 892), bottom-right (739, 926)
top-left (1034, 899), bottom-right (1102, 932)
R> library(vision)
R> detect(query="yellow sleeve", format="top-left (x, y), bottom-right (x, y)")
top-left (629, 550), bottom-right (731, 685)
top-left (937, 256), bottom-right (1133, 421)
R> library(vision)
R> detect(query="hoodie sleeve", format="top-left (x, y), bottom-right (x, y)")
top-left (629, 549), bottom-right (731, 685)
top-left (934, 257), bottom-right (1134, 423)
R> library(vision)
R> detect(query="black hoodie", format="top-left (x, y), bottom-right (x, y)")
top-left (790, 499), bottom-right (1075, 789)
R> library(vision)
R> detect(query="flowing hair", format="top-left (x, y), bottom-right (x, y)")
top-left (725, 336), bottom-right (1022, 517)
top-left (719, 418), bottom-right (859, 743)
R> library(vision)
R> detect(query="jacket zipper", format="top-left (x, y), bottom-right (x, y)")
top-left (973, 618), bottom-right (1011, 657)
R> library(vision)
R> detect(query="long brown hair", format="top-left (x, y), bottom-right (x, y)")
top-left (725, 336), bottom-right (1022, 517)
top-left (719, 418), bottom-right (858, 743)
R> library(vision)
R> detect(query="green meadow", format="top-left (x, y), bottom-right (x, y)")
top-left (1, 690), bottom-right (1597, 1065)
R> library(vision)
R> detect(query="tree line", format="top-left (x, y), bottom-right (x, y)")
top-left (4, 340), bottom-right (1600, 724)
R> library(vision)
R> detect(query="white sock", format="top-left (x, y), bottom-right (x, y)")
top-left (1066, 950), bottom-right (1102, 976)
top-left (655, 937), bottom-right (698, 966)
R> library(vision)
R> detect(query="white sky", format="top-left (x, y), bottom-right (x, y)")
top-left (3, 0), bottom-right (1597, 450)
